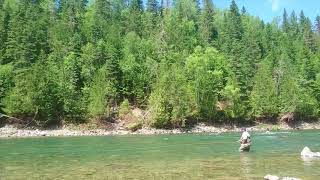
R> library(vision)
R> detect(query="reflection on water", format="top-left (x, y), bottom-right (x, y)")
top-left (0, 131), bottom-right (320, 179)
top-left (301, 156), bottom-right (320, 166)
top-left (240, 153), bottom-right (251, 178)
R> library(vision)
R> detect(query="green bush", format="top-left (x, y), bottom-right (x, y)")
top-left (119, 99), bottom-right (130, 118)
top-left (0, 64), bottom-right (14, 112)
top-left (3, 63), bottom-right (63, 126)
top-left (148, 64), bottom-right (195, 128)
top-left (127, 122), bottom-right (143, 132)
top-left (88, 66), bottom-right (117, 118)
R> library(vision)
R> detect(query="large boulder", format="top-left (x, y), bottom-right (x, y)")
top-left (301, 147), bottom-right (320, 158)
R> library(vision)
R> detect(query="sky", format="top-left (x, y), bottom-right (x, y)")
top-left (213, 0), bottom-right (320, 22)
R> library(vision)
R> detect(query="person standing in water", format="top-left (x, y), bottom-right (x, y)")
top-left (238, 128), bottom-right (251, 152)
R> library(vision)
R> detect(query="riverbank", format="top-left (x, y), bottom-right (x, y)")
top-left (1, 121), bottom-right (320, 138)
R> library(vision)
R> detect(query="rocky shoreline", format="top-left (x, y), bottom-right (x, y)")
top-left (1, 121), bottom-right (320, 138)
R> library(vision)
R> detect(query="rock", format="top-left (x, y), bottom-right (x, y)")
top-left (281, 177), bottom-right (301, 180)
top-left (126, 122), bottom-right (143, 132)
top-left (301, 146), bottom-right (320, 158)
top-left (264, 174), bottom-right (279, 180)
top-left (280, 112), bottom-right (295, 123)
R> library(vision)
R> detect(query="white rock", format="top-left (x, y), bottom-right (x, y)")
top-left (301, 146), bottom-right (320, 158)
top-left (282, 177), bottom-right (301, 180)
top-left (264, 174), bottom-right (279, 180)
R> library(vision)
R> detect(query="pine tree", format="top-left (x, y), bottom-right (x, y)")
top-left (90, 0), bottom-right (113, 41)
top-left (222, 0), bottom-right (248, 98)
top-left (164, 0), bottom-right (198, 53)
top-left (229, 0), bottom-right (243, 41)
top-left (199, 0), bottom-right (217, 45)
top-left (250, 61), bottom-right (278, 118)
top-left (0, 0), bottom-right (11, 64)
top-left (95, 0), bottom-right (112, 19)
top-left (52, 0), bottom-right (87, 54)
top-left (145, 0), bottom-right (160, 35)
top-left (316, 15), bottom-right (320, 33)
top-left (299, 10), bottom-right (307, 32)
top-left (240, 21), bottom-right (263, 95)
top-left (127, 0), bottom-right (144, 36)
top-left (4, 1), bottom-right (28, 65)
top-left (302, 18), bottom-right (317, 52)
top-left (146, 0), bottom-right (159, 14)
top-left (241, 6), bottom-right (247, 15)
top-left (282, 9), bottom-right (289, 33)
top-left (289, 11), bottom-right (299, 38)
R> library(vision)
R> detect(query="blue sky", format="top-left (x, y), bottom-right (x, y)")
top-left (213, 0), bottom-right (320, 22)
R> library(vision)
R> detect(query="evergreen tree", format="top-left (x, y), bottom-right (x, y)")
top-left (0, 0), bottom-right (11, 64)
top-left (199, 0), bottom-right (217, 45)
top-left (289, 11), bottom-right (299, 38)
top-left (316, 15), bottom-right (320, 33)
top-left (126, 0), bottom-right (144, 36)
top-left (282, 9), bottom-right (289, 33)
top-left (299, 10), bottom-right (307, 32)
top-left (302, 18), bottom-right (317, 52)
top-left (241, 6), bottom-right (247, 15)
top-left (228, 0), bottom-right (243, 41)
top-left (90, 0), bottom-right (113, 41)
top-left (146, 0), bottom-right (159, 14)
top-left (250, 61), bottom-right (278, 118)
top-left (145, 0), bottom-right (160, 35)
top-left (52, 0), bottom-right (87, 54)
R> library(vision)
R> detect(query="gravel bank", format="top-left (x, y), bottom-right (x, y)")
top-left (1, 121), bottom-right (320, 138)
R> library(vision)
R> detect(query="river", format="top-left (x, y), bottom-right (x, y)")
top-left (0, 130), bottom-right (320, 179)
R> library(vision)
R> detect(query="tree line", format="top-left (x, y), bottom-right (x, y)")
top-left (0, 0), bottom-right (320, 128)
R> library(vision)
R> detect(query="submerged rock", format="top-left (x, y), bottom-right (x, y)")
top-left (282, 177), bottom-right (301, 180)
top-left (301, 146), bottom-right (320, 158)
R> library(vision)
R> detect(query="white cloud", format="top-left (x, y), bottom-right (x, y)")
top-left (269, 0), bottom-right (280, 12)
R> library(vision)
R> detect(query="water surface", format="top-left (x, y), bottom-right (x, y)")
top-left (0, 131), bottom-right (320, 179)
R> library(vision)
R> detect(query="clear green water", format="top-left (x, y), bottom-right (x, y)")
top-left (0, 131), bottom-right (320, 180)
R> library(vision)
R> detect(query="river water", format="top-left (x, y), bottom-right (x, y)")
top-left (0, 130), bottom-right (320, 179)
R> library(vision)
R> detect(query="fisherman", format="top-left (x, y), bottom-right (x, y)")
top-left (238, 128), bottom-right (251, 152)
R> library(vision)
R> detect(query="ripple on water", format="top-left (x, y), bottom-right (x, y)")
top-left (0, 131), bottom-right (320, 179)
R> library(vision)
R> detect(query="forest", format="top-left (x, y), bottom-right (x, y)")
top-left (0, 0), bottom-right (320, 128)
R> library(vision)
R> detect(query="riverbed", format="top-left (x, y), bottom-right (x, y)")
top-left (0, 130), bottom-right (319, 179)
